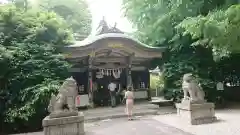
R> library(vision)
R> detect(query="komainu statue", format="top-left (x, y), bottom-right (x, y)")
top-left (48, 77), bottom-right (78, 117)
top-left (42, 77), bottom-right (85, 135)
top-left (182, 73), bottom-right (205, 103)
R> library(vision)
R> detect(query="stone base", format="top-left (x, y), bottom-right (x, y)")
top-left (176, 101), bottom-right (217, 125)
top-left (42, 112), bottom-right (84, 135)
top-left (49, 111), bottom-right (78, 118)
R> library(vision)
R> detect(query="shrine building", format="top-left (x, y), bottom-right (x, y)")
top-left (63, 18), bottom-right (165, 107)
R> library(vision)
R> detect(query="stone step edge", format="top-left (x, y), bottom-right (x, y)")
top-left (84, 110), bottom-right (177, 122)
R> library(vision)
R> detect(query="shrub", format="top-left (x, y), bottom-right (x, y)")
top-left (0, 5), bottom-right (72, 133)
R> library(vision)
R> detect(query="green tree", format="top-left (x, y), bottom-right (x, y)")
top-left (122, 0), bottom-right (239, 102)
top-left (8, 0), bottom-right (92, 39)
top-left (36, 0), bottom-right (92, 39)
top-left (11, 0), bottom-right (29, 10)
top-left (178, 4), bottom-right (240, 60)
top-left (0, 5), bottom-right (73, 133)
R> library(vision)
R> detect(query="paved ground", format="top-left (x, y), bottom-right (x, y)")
top-left (153, 106), bottom-right (240, 135)
top-left (12, 102), bottom-right (177, 135)
top-left (85, 116), bottom-right (193, 135)
top-left (13, 102), bottom-right (240, 135)
top-left (82, 101), bottom-right (176, 122)
top-left (14, 116), bottom-right (193, 135)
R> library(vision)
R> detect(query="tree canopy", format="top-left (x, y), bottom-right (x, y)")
top-left (9, 0), bottom-right (92, 39)
top-left (37, 0), bottom-right (92, 39)
top-left (0, 2), bottom-right (89, 133)
top-left (178, 4), bottom-right (240, 58)
top-left (122, 0), bottom-right (240, 102)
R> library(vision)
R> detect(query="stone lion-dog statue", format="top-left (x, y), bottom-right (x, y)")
top-left (48, 77), bottom-right (78, 117)
top-left (182, 73), bottom-right (205, 103)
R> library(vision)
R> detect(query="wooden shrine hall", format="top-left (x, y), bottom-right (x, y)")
top-left (63, 18), bottom-right (165, 107)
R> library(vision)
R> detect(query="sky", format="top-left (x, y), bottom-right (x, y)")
top-left (0, 0), bottom-right (134, 33)
top-left (0, 0), bottom-right (7, 3)
top-left (86, 0), bottom-right (134, 33)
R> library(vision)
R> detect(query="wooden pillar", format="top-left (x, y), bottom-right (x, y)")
top-left (88, 56), bottom-right (94, 107)
top-left (126, 56), bottom-right (133, 88)
top-left (146, 69), bottom-right (151, 100)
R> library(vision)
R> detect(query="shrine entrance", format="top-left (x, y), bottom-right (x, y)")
top-left (92, 68), bottom-right (126, 106)
top-left (63, 18), bottom-right (165, 108)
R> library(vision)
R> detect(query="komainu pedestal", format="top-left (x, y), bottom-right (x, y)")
top-left (176, 101), bottom-right (217, 125)
top-left (42, 112), bottom-right (84, 135)
top-left (42, 77), bottom-right (85, 135)
top-left (177, 73), bottom-right (217, 125)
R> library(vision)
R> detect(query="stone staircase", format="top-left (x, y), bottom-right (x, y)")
top-left (150, 96), bottom-right (173, 107)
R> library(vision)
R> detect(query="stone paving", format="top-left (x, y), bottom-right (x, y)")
top-left (83, 102), bottom-right (176, 122)
top-left (12, 102), bottom-right (176, 135)
top-left (12, 103), bottom-right (240, 135)
top-left (85, 116), bottom-right (193, 135)
top-left (153, 107), bottom-right (240, 135)
top-left (14, 116), bottom-right (193, 135)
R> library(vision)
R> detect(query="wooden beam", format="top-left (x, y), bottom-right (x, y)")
top-left (68, 67), bottom-right (88, 72)
top-left (131, 66), bottom-right (146, 71)
top-left (130, 52), bottom-right (135, 57)
top-left (93, 57), bottom-right (126, 63)
top-left (69, 66), bottom-right (146, 72)
top-left (92, 63), bottom-right (127, 69)
top-left (106, 50), bottom-right (112, 56)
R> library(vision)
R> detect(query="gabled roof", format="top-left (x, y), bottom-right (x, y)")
top-left (67, 33), bottom-right (165, 51)
top-left (66, 17), bottom-right (165, 51)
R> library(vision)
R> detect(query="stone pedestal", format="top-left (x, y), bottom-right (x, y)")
top-left (42, 112), bottom-right (84, 135)
top-left (176, 101), bottom-right (216, 125)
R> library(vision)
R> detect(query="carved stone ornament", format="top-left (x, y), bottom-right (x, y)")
top-left (182, 73), bottom-right (205, 103)
top-left (95, 16), bottom-right (124, 35)
top-left (48, 76), bottom-right (78, 118)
